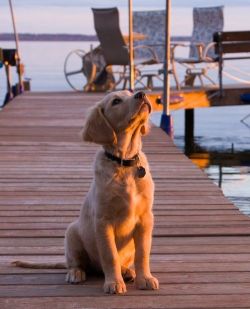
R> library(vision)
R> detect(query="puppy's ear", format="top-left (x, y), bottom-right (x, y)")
top-left (81, 105), bottom-right (117, 145)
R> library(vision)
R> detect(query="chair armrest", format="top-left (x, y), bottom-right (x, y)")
top-left (192, 42), bottom-right (205, 60)
top-left (133, 45), bottom-right (159, 62)
top-left (171, 42), bottom-right (188, 48)
top-left (171, 41), bottom-right (206, 60)
top-left (170, 42), bottom-right (191, 59)
top-left (203, 42), bottom-right (217, 61)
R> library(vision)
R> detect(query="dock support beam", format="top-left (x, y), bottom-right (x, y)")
top-left (184, 109), bottom-right (194, 155)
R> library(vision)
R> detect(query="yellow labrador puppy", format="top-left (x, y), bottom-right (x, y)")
top-left (65, 90), bottom-right (159, 294)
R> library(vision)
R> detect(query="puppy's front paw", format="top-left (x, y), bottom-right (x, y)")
top-left (136, 276), bottom-right (159, 290)
top-left (104, 278), bottom-right (127, 294)
top-left (66, 268), bottom-right (86, 284)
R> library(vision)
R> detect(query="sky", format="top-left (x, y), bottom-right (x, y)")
top-left (0, 0), bottom-right (249, 35)
top-left (2, 0), bottom-right (250, 7)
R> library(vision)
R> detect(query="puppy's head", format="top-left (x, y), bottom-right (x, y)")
top-left (81, 90), bottom-right (151, 145)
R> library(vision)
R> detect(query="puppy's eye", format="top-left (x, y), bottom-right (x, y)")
top-left (112, 98), bottom-right (122, 106)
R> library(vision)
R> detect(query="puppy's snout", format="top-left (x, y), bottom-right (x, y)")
top-left (134, 91), bottom-right (145, 101)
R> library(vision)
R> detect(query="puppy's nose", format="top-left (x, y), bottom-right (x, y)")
top-left (134, 91), bottom-right (145, 101)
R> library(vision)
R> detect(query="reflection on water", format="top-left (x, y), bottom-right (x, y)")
top-left (205, 165), bottom-right (250, 214)
top-left (185, 141), bottom-right (250, 215)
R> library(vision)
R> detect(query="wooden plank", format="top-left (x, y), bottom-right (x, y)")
top-left (0, 209), bottom-right (241, 217)
top-left (2, 282), bottom-right (250, 297)
top-left (2, 219), bottom-right (250, 230)
top-left (3, 261), bottom-right (250, 274)
top-left (1, 235), bottom-right (250, 247)
top-left (214, 30), bottom-right (250, 42)
top-left (221, 42), bottom-right (250, 54)
top-left (4, 252), bottom-right (250, 264)
top-left (2, 225), bottom-right (250, 237)
top-left (3, 243), bottom-right (250, 255)
top-left (1, 295), bottom-right (250, 309)
top-left (2, 271), bottom-right (250, 285)
top-left (0, 202), bottom-right (237, 211)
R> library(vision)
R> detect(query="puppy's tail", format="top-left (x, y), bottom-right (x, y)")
top-left (11, 260), bottom-right (66, 269)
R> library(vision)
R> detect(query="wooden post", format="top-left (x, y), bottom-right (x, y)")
top-left (128, 0), bottom-right (134, 91)
top-left (160, 0), bottom-right (173, 136)
top-left (184, 109), bottom-right (194, 155)
top-left (9, 0), bottom-right (23, 92)
top-left (5, 62), bottom-right (12, 95)
top-left (162, 0), bottom-right (171, 117)
top-left (218, 164), bottom-right (223, 188)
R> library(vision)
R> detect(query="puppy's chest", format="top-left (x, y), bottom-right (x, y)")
top-left (111, 172), bottom-right (149, 211)
top-left (96, 164), bottom-right (153, 215)
top-left (112, 176), bottom-right (141, 235)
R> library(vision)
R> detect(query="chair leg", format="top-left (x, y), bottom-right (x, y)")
top-left (171, 60), bottom-right (181, 90)
top-left (5, 63), bottom-right (13, 97)
top-left (184, 73), bottom-right (196, 87)
top-left (135, 77), bottom-right (150, 90)
top-left (218, 59), bottom-right (223, 97)
top-left (198, 75), bottom-right (204, 87)
top-left (122, 76), bottom-right (129, 89)
top-left (203, 73), bottom-right (217, 85)
top-left (147, 75), bottom-right (153, 90)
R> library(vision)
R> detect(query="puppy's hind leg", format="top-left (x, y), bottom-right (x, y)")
top-left (65, 221), bottom-right (89, 284)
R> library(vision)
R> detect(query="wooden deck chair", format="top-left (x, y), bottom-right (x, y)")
top-left (133, 10), bottom-right (180, 89)
top-left (173, 6), bottom-right (224, 87)
top-left (92, 7), bottom-right (158, 90)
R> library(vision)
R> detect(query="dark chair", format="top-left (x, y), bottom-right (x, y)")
top-left (92, 7), bottom-right (158, 90)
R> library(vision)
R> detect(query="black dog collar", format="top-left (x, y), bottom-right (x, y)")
top-left (104, 151), bottom-right (146, 178)
top-left (104, 151), bottom-right (138, 167)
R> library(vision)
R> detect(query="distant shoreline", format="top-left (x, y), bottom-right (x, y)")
top-left (0, 33), bottom-right (98, 42)
top-left (0, 33), bottom-right (191, 42)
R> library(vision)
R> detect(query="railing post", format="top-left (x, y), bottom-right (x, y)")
top-left (128, 0), bottom-right (134, 91)
top-left (160, 0), bottom-right (173, 137)
top-left (218, 32), bottom-right (224, 97)
top-left (9, 0), bottom-right (23, 93)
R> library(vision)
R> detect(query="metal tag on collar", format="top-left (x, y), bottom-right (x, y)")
top-left (136, 154), bottom-right (146, 178)
top-left (137, 166), bottom-right (146, 178)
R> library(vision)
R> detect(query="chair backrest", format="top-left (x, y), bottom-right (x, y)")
top-left (190, 6), bottom-right (224, 58)
top-left (92, 7), bottom-right (129, 66)
top-left (133, 10), bottom-right (165, 62)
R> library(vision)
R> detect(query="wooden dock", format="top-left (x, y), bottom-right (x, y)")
top-left (148, 84), bottom-right (250, 111)
top-left (1, 92), bottom-right (250, 308)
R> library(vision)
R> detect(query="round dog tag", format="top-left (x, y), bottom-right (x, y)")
top-left (137, 166), bottom-right (146, 178)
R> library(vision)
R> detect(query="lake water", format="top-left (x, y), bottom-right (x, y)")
top-left (0, 4), bottom-right (249, 214)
